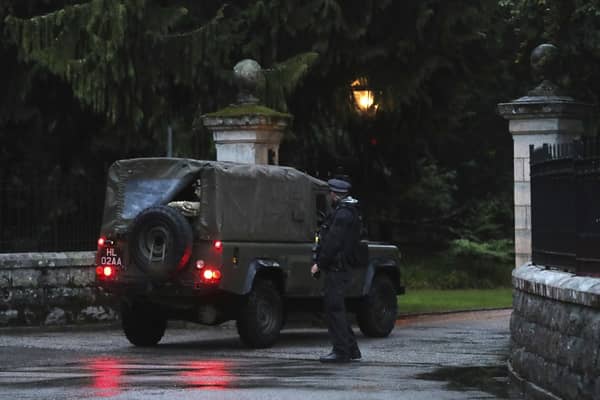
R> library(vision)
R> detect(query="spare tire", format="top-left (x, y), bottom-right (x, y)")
top-left (129, 205), bottom-right (193, 281)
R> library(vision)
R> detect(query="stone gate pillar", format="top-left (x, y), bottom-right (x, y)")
top-left (498, 44), bottom-right (594, 268)
top-left (202, 59), bottom-right (291, 165)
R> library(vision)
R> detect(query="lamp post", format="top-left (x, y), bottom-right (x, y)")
top-left (350, 77), bottom-right (379, 236)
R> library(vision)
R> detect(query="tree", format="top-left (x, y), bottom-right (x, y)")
top-left (2, 0), bottom-right (523, 250)
top-left (500, 0), bottom-right (600, 103)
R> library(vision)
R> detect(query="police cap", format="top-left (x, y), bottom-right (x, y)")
top-left (327, 178), bottom-right (351, 194)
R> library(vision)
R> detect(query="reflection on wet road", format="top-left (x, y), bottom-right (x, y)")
top-left (85, 358), bottom-right (235, 396)
top-left (0, 310), bottom-right (516, 400)
top-left (89, 358), bottom-right (123, 397)
top-left (180, 360), bottom-right (232, 389)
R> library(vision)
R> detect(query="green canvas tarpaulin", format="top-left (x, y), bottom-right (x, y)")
top-left (100, 158), bottom-right (328, 242)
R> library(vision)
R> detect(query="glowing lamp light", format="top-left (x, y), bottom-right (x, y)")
top-left (354, 89), bottom-right (374, 110)
top-left (200, 267), bottom-right (222, 284)
top-left (214, 240), bottom-right (223, 251)
top-left (103, 266), bottom-right (113, 277)
top-left (203, 269), bottom-right (215, 280)
top-left (351, 78), bottom-right (378, 116)
top-left (97, 237), bottom-right (114, 247)
top-left (96, 265), bottom-right (115, 279)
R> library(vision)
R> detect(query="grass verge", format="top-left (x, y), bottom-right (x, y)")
top-left (398, 288), bottom-right (513, 315)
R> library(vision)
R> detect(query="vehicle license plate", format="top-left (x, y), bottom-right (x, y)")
top-left (99, 246), bottom-right (123, 267)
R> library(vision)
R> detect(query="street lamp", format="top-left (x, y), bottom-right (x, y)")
top-left (351, 78), bottom-right (378, 116)
top-left (349, 78), bottom-right (379, 237)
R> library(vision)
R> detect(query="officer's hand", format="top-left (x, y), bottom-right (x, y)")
top-left (311, 264), bottom-right (321, 279)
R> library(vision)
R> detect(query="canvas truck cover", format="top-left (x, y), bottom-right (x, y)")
top-left (100, 158), bottom-right (328, 242)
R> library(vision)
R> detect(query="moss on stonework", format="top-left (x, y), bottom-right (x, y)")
top-left (204, 104), bottom-right (291, 118)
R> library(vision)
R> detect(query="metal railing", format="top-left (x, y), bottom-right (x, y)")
top-left (530, 138), bottom-right (600, 274)
top-left (0, 179), bottom-right (104, 252)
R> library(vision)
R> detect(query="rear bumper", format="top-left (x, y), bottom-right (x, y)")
top-left (98, 279), bottom-right (239, 325)
top-left (97, 278), bottom-right (224, 299)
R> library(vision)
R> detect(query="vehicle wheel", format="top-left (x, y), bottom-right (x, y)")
top-left (356, 274), bottom-right (397, 337)
top-left (129, 205), bottom-right (193, 281)
top-left (236, 280), bottom-right (284, 348)
top-left (121, 301), bottom-right (167, 346)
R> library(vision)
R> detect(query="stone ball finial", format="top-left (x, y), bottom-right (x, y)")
top-left (233, 59), bottom-right (263, 105)
top-left (528, 43), bottom-right (565, 97)
top-left (530, 43), bottom-right (560, 82)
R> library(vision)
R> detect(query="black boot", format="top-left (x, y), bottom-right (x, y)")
top-left (350, 347), bottom-right (362, 361)
top-left (319, 351), bottom-right (351, 363)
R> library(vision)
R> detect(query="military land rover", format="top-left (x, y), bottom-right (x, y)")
top-left (95, 158), bottom-right (404, 348)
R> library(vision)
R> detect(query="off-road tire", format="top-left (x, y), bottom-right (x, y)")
top-left (236, 280), bottom-right (284, 348)
top-left (129, 205), bottom-right (192, 281)
top-left (356, 274), bottom-right (397, 337)
top-left (121, 301), bottom-right (167, 347)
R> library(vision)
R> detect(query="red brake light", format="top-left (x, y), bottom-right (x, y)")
top-left (203, 270), bottom-right (214, 280)
top-left (200, 267), bottom-right (222, 284)
top-left (214, 241), bottom-right (223, 251)
top-left (98, 237), bottom-right (106, 247)
top-left (96, 265), bottom-right (115, 280)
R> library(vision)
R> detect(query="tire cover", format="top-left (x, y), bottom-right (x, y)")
top-left (128, 205), bottom-right (193, 281)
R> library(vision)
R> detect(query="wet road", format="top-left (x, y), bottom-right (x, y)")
top-left (0, 310), bottom-right (514, 399)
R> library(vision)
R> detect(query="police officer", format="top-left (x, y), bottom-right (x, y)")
top-left (311, 178), bottom-right (362, 363)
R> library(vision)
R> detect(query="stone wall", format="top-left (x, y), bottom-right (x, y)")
top-left (510, 264), bottom-right (600, 400)
top-left (0, 252), bottom-right (117, 326)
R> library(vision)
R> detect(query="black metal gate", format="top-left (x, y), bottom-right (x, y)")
top-left (530, 138), bottom-right (600, 274)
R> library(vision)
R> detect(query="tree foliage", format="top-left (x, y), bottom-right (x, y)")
top-left (5, 1), bottom-right (228, 133)
top-left (3, 0), bottom-right (573, 251)
top-left (501, 0), bottom-right (600, 102)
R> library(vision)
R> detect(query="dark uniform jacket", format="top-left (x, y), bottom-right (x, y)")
top-left (317, 197), bottom-right (361, 271)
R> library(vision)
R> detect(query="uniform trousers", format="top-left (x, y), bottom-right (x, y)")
top-left (323, 269), bottom-right (359, 356)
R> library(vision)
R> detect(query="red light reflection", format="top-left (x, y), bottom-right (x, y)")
top-left (87, 358), bottom-right (123, 397)
top-left (180, 360), bottom-right (232, 390)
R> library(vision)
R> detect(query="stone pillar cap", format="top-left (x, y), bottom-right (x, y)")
top-left (497, 98), bottom-right (595, 120)
top-left (497, 43), bottom-right (596, 120)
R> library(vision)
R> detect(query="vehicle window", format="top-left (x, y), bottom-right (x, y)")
top-left (122, 179), bottom-right (180, 219)
top-left (172, 180), bottom-right (199, 202)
